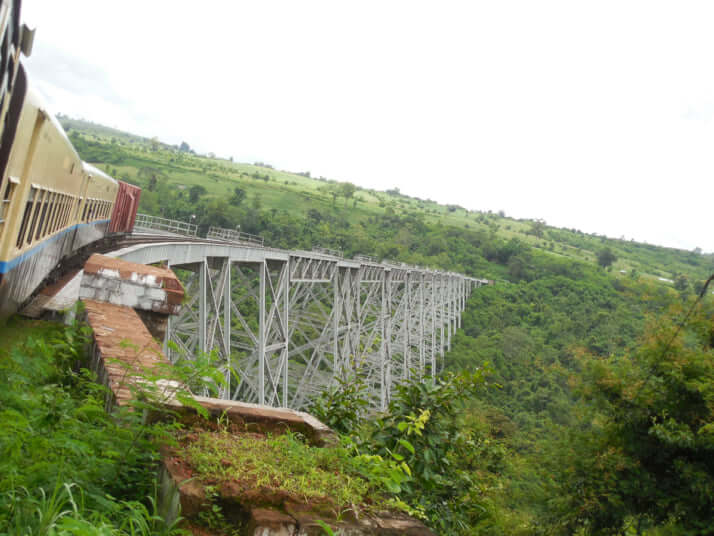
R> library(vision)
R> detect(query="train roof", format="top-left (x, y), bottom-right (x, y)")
top-left (82, 162), bottom-right (118, 185)
top-left (24, 86), bottom-right (81, 163)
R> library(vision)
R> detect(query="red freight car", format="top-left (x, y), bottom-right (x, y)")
top-left (109, 180), bottom-right (141, 234)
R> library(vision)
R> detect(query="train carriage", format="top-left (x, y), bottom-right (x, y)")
top-left (0, 78), bottom-right (140, 316)
top-left (110, 179), bottom-right (141, 234)
top-left (0, 0), bottom-right (142, 317)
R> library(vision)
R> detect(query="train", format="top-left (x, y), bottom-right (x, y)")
top-left (0, 0), bottom-right (141, 317)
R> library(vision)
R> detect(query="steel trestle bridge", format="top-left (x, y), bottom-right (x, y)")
top-left (113, 219), bottom-right (487, 411)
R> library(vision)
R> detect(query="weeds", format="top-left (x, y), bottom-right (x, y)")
top-left (0, 314), bottom-right (194, 535)
top-left (182, 430), bottom-right (376, 509)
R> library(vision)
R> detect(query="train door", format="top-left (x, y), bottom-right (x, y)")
top-left (0, 0), bottom-right (19, 133)
top-left (0, 62), bottom-right (23, 195)
top-left (0, 105), bottom-right (43, 262)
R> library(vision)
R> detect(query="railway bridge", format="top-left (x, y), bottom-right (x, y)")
top-left (92, 216), bottom-right (487, 411)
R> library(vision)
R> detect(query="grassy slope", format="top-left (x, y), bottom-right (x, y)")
top-left (0, 316), bottom-right (59, 358)
top-left (61, 116), bottom-right (713, 284)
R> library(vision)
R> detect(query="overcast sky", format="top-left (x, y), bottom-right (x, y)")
top-left (21, 1), bottom-right (714, 252)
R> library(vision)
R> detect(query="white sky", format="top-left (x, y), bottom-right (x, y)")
top-left (21, 1), bottom-right (714, 252)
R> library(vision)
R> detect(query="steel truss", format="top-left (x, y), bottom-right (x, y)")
top-left (147, 249), bottom-right (482, 411)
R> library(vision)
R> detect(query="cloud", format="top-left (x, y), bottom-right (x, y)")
top-left (16, 0), bottom-right (714, 252)
top-left (26, 47), bottom-right (120, 103)
top-left (681, 103), bottom-right (714, 123)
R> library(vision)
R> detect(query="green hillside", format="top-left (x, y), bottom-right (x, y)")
top-left (39, 115), bottom-right (714, 535)
top-left (61, 116), bottom-right (712, 287)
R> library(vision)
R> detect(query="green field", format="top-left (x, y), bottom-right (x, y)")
top-left (62, 115), bottom-right (712, 286)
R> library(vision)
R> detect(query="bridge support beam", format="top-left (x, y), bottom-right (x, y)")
top-left (119, 243), bottom-right (484, 411)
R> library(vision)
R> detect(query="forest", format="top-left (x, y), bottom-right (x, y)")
top-left (0, 118), bottom-right (712, 535)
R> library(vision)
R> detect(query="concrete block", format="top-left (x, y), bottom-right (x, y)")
top-left (146, 287), bottom-right (166, 301)
top-left (81, 255), bottom-right (184, 315)
top-left (78, 287), bottom-right (94, 300)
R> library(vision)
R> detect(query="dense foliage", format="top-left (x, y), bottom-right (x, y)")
top-left (551, 300), bottom-right (714, 534)
top-left (8, 117), bottom-right (710, 534)
top-left (0, 317), bottom-right (184, 535)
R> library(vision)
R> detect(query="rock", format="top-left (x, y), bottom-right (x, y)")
top-left (247, 508), bottom-right (297, 536)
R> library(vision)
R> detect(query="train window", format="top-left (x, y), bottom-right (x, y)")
top-left (16, 187), bottom-right (36, 248)
top-left (47, 194), bottom-right (55, 235)
top-left (41, 192), bottom-right (55, 237)
top-left (26, 189), bottom-right (46, 246)
top-left (56, 194), bottom-right (64, 233)
top-left (57, 195), bottom-right (65, 230)
top-left (49, 196), bottom-right (58, 234)
top-left (35, 191), bottom-right (49, 240)
top-left (46, 195), bottom-right (55, 237)
top-left (55, 195), bottom-right (62, 230)
top-left (0, 179), bottom-right (15, 224)
top-left (43, 192), bottom-right (53, 235)
top-left (65, 196), bottom-right (71, 227)
top-left (62, 195), bottom-right (69, 227)
top-left (53, 194), bottom-right (62, 232)
top-left (50, 193), bottom-right (60, 233)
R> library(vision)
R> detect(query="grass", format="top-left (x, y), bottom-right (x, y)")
top-left (0, 316), bottom-right (60, 360)
top-left (0, 313), bottom-right (186, 535)
top-left (180, 430), bottom-right (376, 510)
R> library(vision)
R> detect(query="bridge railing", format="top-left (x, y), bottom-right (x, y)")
top-left (134, 213), bottom-right (198, 236)
top-left (354, 254), bottom-right (379, 264)
top-left (207, 226), bottom-right (265, 247)
top-left (312, 246), bottom-right (343, 258)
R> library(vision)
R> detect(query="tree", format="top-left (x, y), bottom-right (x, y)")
top-left (231, 187), bottom-right (246, 206)
top-left (555, 302), bottom-right (714, 534)
top-left (252, 194), bottom-right (262, 210)
top-left (189, 184), bottom-right (207, 203)
top-left (527, 219), bottom-right (546, 238)
top-left (340, 182), bottom-right (356, 207)
top-left (596, 247), bottom-right (617, 268)
top-left (179, 141), bottom-right (191, 152)
top-left (307, 208), bottom-right (323, 223)
top-left (673, 273), bottom-right (690, 296)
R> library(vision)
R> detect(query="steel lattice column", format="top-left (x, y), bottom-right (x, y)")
top-left (153, 243), bottom-right (485, 411)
